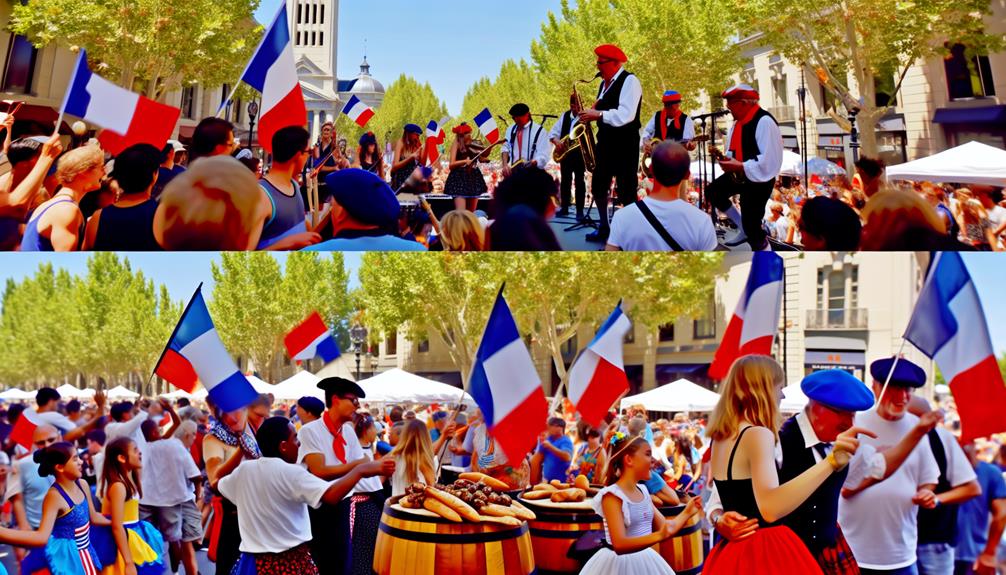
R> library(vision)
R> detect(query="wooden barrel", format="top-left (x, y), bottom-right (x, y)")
top-left (373, 497), bottom-right (535, 575)
top-left (521, 500), bottom-right (604, 574)
top-left (654, 504), bottom-right (704, 575)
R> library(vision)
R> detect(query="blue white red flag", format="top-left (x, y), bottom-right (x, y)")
top-left (425, 120), bottom-right (445, 165)
top-left (709, 253), bottom-right (784, 379)
top-left (473, 108), bottom-right (499, 144)
top-left (905, 253), bottom-right (1006, 442)
top-left (234, 1), bottom-right (306, 153)
top-left (60, 50), bottom-right (180, 156)
top-left (284, 311), bottom-right (341, 365)
top-left (469, 288), bottom-right (548, 462)
top-left (567, 302), bottom-right (632, 426)
top-left (153, 286), bottom-right (258, 412)
top-left (342, 95), bottom-right (375, 128)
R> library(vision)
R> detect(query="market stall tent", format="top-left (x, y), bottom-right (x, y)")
top-left (273, 370), bottom-right (323, 400)
top-left (356, 369), bottom-right (473, 405)
top-left (620, 379), bottom-right (721, 412)
top-left (886, 141), bottom-right (1006, 186)
top-left (56, 383), bottom-right (94, 399)
top-left (105, 385), bottom-right (140, 400)
top-left (0, 388), bottom-right (35, 400)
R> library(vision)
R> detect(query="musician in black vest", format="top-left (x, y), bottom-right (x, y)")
top-left (549, 93), bottom-right (587, 220)
top-left (643, 90), bottom-right (696, 152)
top-left (578, 44), bottom-right (642, 243)
top-left (708, 84), bottom-right (783, 250)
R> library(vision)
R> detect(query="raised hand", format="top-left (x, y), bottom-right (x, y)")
top-left (831, 426), bottom-right (877, 468)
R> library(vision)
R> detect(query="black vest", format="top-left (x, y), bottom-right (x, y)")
top-left (917, 429), bottom-right (960, 545)
top-left (652, 110), bottom-right (689, 142)
top-left (595, 70), bottom-right (641, 146)
top-left (778, 415), bottom-right (847, 553)
top-left (558, 111), bottom-right (583, 164)
top-left (733, 107), bottom-right (777, 162)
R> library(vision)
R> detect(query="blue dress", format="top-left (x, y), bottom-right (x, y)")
top-left (21, 481), bottom-right (103, 575)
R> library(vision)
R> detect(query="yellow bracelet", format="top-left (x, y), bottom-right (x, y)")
top-left (826, 451), bottom-right (844, 471)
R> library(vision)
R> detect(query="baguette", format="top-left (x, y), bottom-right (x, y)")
top-left (480, 503), bottom-right (517, 518)
top-left (425, 486), bottom-right (481, 522)
top-left (522, 489), bottom-right (553, 500)
top-left (574, 475), bottom-right (590, 491)
top-left (459, 472), bottom-right (510, 491)
top-left (532, 483), bottom-right (558, 492)
top-left (481, 514), bottom-right (522, 527)
top-left (550, 488), bottom-right (587, 503)
top-left (549, 479), bottom-right (570, 489)
top-left (423, 498), bottom-right (461, 522)
top-left (509, 501), bottom-right (536, 521)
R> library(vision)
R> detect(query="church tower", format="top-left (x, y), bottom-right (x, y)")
top-left (288, 0), bottom-right (340, 141)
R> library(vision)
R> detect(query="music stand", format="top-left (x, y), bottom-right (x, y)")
top-left (563, 196), bottom-right (598, 232)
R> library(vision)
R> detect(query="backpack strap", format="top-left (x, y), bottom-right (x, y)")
top-left (634, 200), bottom-right (683, 251)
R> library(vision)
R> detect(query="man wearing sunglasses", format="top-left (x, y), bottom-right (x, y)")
top-left (297, 377), bottom-right (368, 574)
top-left (578, 44), bottom-right (643, 244)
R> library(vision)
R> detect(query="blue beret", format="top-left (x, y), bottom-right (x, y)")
top-left (870, 357), bottom-right (926, 388)
top-left (326, 169), bottom-right (400, 227)
top-left (404, 124), bottom-right (422, 135)
top-left (432, 411), bottom-right (448, 422)
top-left (800, 370), bottom-right (875, 412)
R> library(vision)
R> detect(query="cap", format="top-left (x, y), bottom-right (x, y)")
top-left (870, 357), bottom-right (926, 388)
top-left (452, 123), bottom-right (472, 135)
top-left (509, 103), bottom-right (530, 117)
top-left (404, 124), bottom-right (423, 135)
top-left (326, 168), bottom-right (400, 228)
top-left (317, 377), bottom-right (366, 399)
top-left (359, 131), bottom-right (377, 146)
top-left (167, 140), bottom-right (185, 153)
top-left (662, 90), bottom-right (682, 103)
top-left (800, 370), bottom-right (875, 412)
top-left (432, 411), bottom-right (448, 422)
top-left (722, 84), bottom-right (759, 100)
top-left (594, 44), bottom-right (628, 63)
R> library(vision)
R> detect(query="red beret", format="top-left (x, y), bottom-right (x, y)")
top-left (662, 90), bottom-right (682, 103)
top-left (452, 123), bottom-right (472, 135)
top-left (594, 44), bottom-right (627, 63)
top-left (721, 84), bottom-right (760, 100)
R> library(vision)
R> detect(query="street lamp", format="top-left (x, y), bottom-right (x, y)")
top-left (247, 100), bottom-right (259, 152)
top-left (848, 107), bottom-right (861, 164)
top-left (796, 68), bottom-right (809, 190)
top-left (350, 323), bottom-right (369, 380)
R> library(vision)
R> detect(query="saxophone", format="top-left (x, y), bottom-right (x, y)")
top-left (552, 75), bottom-right (599, 172)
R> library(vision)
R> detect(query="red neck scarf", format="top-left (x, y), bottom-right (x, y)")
top-left (728, 105), bottom-right (760, 162)
top-left (660, 109), bottom-right (683, 140)
top-left (322, 411), bottom-right (347, 463)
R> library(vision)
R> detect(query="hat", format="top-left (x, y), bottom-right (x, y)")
top-left (509, 103), bottom-right (530, 117)
top-left (326, 168), bottom-right (400, 227)
top-left (359, 131), bottom-right (377, 146)
top-left (167, 140), bottom-right (185, 153)
top-left (721, 84), bottom-right (760, 100)
top-left (432, 411), bottom-right (448, 422)
top-left (594, 44), bottom-right (628, 63)
top-left (404, 124), bottom-right (423, 135)
top-left (316, 377), bottom-right (366, 399)
top-left (452, 123), bottom-right (472, 135)
top-left (662, 90), bottom-right (682, 104)
top-left (869, 357), bottom-right (927, 388)
top-left (800, 370), bottom-right (875, 412)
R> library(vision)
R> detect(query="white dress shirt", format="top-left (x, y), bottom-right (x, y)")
top-left (643, 114), bottom-right (696, 143)
top-left (502, 121), bottom-right (552, 168)
top-left (597, 68), bottom-right (643, 129)
top-left (723, 112), bottom-right (784, 183)
top-left (548, 111), bottom-right (580, 143)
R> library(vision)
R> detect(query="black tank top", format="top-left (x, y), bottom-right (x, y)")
top-left (714, 426), bottom-right (772, 526)
top-left (93, 200), bottom-right (161, 251)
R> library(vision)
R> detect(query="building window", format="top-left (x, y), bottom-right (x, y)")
top-left (181, 86), bottom-right (196, 119)
top-left (319, 32), bottom-right (324, 46)
top-left (311, 32), bottom-right (316, 46)
top-left (561, 334), bottom-right (578, 357)
top-left (945, 43), bottom-right (995, 100)
top-left (658, 323), bottom-right (675, 342)
top-left (313, 3), bottom-right (318, 24)
top-left (2, 35), bottom-right (38, 94)
top-left (296, 2), bottom-right (302, 23)
top-left (772, 75), bottom-right (788, 107)
top-left (418, 338), bottom-right (429, 353)
top-left (321, 4), bottom-right (325, 24)
top-left (385, 331), bottom-right (397, 356)
top-left (693, 296), bottom-right (716, 340)
top-left (624, 325), bottom-right (635, 345)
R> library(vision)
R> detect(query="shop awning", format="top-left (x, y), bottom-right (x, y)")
top-left (933, 105), bottom-right (1006, 125)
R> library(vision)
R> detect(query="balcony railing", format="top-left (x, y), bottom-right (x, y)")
top-left (806, 308), bottom-right (868, 330)
top-left (769, 105), bottom-right (796, 123)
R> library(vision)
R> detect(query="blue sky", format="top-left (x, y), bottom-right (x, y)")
top-left (1, 253), bottom-right (1004, 355)
top-left (255, 0), bottom-right (565, 114)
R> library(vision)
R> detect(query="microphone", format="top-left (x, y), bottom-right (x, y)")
top-left (539, 114), bottom-right (559, 120)
top-left (693, 110), bottom-right (731, 120)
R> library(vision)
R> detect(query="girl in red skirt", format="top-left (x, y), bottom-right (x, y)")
top-left (704, 356), bottom-right (867, 575)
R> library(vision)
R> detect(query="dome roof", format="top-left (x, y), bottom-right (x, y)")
top-left (349, 57), bottom-right (385, 94)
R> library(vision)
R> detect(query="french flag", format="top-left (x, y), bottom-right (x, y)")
top-left (152, 286), bottom-right (258, 413)
top-left (469, 288), bottom-right (548, 463)
top-left (60, 50), bottom-right (180, 157)
top-left (284, 311), bottom-right (341, 364)
top-left (567, 302), bottom-right (632, 427)
top-left (709, 253), bottom-right (784, 379)
top-left (426, 120), bottom-right (445, 165)
top-left (905, 253), bottom-right (1006, 442)
top-left (342, 95), bottom-right (375, 128)
top-left (474, 108), bottom-right (500, 145)
top-left (234, 1), bottom-right (306, 153)
top-left (10, 409), bottom-right (43, 450)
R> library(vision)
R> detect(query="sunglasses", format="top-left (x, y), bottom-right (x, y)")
top-left (340, 395), bottom-right (360, 407)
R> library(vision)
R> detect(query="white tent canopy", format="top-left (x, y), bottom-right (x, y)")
top-left (105, 385), bottom-right (140, 400)
top-left (779, 150), bottom-right (803, 177)
top-left (780, 383), bottom-right (809, 413)
top-left (886, 141), bottom-right (1006, 186)
top-left (245, 375), bottom-right (276, 395)
top-left (357, 369), bottom-right (472, 405)
top-left (273, 370), bottom-right (322, 401)
top-left (620, 378), bottom-right (721, 412)
top-left (56, 383), bottom-right (94, 399)
top-left (0, 388), bottom-right (34, 400)
top-left (160, 388), bottom-right (195, 400)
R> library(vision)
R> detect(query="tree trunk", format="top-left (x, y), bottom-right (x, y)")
top-left (856, 112), bottom-right (880, 158)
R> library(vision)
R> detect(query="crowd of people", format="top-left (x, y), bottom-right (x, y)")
top-left (0, 354), bottom-right (1001, 574)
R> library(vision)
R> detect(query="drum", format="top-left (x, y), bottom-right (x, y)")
top-left (654, 504), bottom-right (704, 575)
top-left (373, 496), bottom-right (535, 575)
top-left (519, 497), bottom-right (603, 575)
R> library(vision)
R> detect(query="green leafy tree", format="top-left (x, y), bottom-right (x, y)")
top-left (731, 0), bottom-right (1004, 156)
top-left (9, 0), bottom-right (261, 100)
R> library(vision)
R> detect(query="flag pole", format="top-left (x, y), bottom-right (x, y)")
top-left (149, 283), bottom-right (204, 385)
top-left (54, 51), bottom-right (86, 137)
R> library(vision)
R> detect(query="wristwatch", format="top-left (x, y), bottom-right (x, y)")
top-left (711, 512), bottom-right (722, 528)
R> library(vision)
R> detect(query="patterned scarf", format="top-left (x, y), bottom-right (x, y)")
top-left (208, 418), bottom-right (261, 460)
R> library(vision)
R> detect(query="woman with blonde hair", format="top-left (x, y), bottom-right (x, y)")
top-left (20, 144), bottom-right (104, 251)
top-left (439, 209), bottom-right (485, 251)
top-left (389, 419), bottom-right (438, 496)
top-left (703, 355), bottom-right (868, 575)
